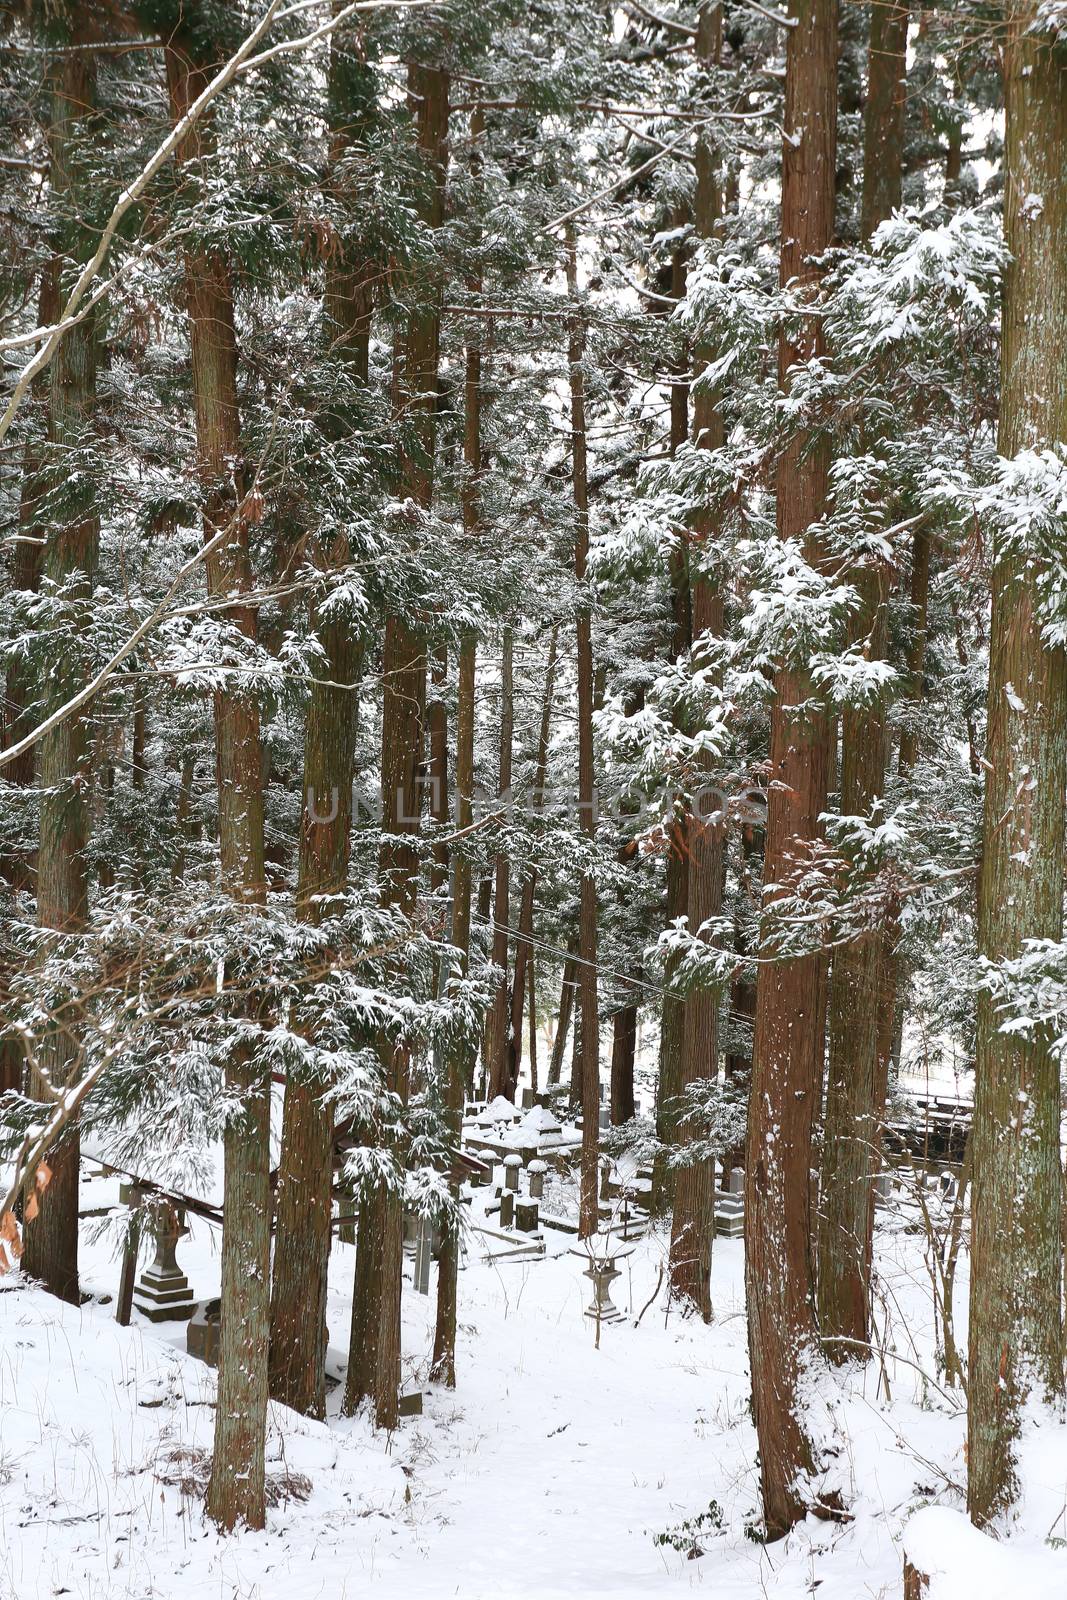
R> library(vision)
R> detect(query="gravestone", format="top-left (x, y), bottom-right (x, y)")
top-left (515, 1199), bottom-right (539, 1234)
top-left (187, 1298), bottom-right (221, 1366)
top-left (714, 1168), bottom-right (745, 1238)
top-left (413, 1215), bottom-right (433, 1295)
top-left (499, 1190), bottom-right (515, 1229)
top-left (133, 1202), bottom-right (196, 1323)
top-left (528, 1159), bottom-right (547, 1200)
top-left (503, 1153), bottom-right (522, 1192)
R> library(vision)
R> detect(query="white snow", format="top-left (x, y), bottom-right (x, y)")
top-left (904, 1505), bottom-right (1066, 1599)
top-left (2, 1164), bottom-right (1065, 1599)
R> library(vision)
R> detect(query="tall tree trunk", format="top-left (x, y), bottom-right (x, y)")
top-left (725, 822), bottom-right (760, 1102)
top-left (528, 952), bottom-right (538, 1092)
top-left (487, 627), bottom-right (514, 1098)
top-left (268, 29), bottom-right (371, 1419)
top-left (548, 935), bottom-right (579, 1087)
top-left (859, 1), bottom-right (907, 241)
top-left (566, 229), bottom-right (601, 1241)
top-left (652, 232), bottom-right (694, 1216)
top-left (817, 571), bottom-right (889, 1355)
top-left (609, 1004), bottom-right (637, 1125)
top-left (896, 527), bottom-right (931, 777)
top-left (2, 263), bottom-right (58, 895)
top-left (818, 0), bottom-right (908, 1359)
top-left (667, 589), bottom-right (724, 1322)
top-left (347, 58), bottom-right (449, 1432)
top-left (967, 2), bottom-right (1067, 1526)
top-left (744, 0), bottom-right (838, 1541)
top-left (1, 265), bottom-right (58, 1097)
top-left (164, 37), bottom-right (270, 1532)
top-left (22, 46), bottom-right (99, 1307)
top-left (431, 250), bottom-right (483, 1381)
top-left (508, 629), bottom-right (559, 1090)
top-left (817, 1), bottom-right (905, 1347)
top-left (652, 812), bottom-right (688, 1213)
top-left (668, 7), bottom-right (725, 1321)
top-left (427, 646), bottom-right (450, 894)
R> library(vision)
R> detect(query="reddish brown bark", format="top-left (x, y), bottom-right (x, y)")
top-left (348, 59), bottom-right (449, 1431)
top-left (508, 630), bottom-right (559, 1093)
top-left (860, 1), bottom-right (907, 241)
top-left (817, 571), bottom-right (890, 1354)
top-left (668, 590), bottom-right (724, 1320)
top-left (548, 936), bottom-right (579, 1088)
top-left (1, 265), bottom-right (59, 1098)
top-left (565, 229), bottom-right (601, 1241)
top-left (744, 0), bottom-right (838, 1540)
top-left (968, 4), bottom-right (1067, 1525)
top-left (432, 283), bottom-right (483, 1382)
top-left (817, 0), bottom-right (909, 1357)
top-left (165, 37), bottom-right (270, 1532)
top-left (668, 20), bottom-right (725, 1319)
top-left (653, 215), bottom-right (694, 1216)
top-left (609, 1005), bottom-right (637, 1125)
top-left (268, 33), bottom-right (371, 1419)
top-left (487, 627), bottom-right (515, 1099)
top-left (22, 44), bottom-right (99, 1308)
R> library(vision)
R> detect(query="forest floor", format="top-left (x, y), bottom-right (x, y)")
top-left (1, 1164), bottom-right (1065, 1600)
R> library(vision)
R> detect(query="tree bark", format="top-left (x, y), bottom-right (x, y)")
top-left (668, 591), bottom-right (724, 1321)
top-left (817, 567), bottom-right (890, 1355)
top-left (566, 228), bottom-right (601, 1241)
top-left (2, 263), bottom-right (58, 896)
top-left (744, 0), bottom-right (838, 1540)
top-left (268, 28), bottom-right (371, 1419)
top-left (164, 36), bottom-right (271, 1532)
top-left (653, 813), bottom-right (688, 1214)
top-left (1, 265), bottom-right (59, 1098)
top-left (819, 0), bottom-right (904, 1332)
top-left (967, 2), bottom-right (1067, 1526)
top-left (652, 218), bottom-right (694, 1216)
top-left (548, 936), bottom-right (579, 1087)
top-left (431, 250), bottom-right (485, 1380)
top-left (668, 11), bottom-right (726, 1320)
top-left (21, 46), bottom-right (99, 1307)
top-left (859, 1), bottom-right (907, 241)
top-left (818, 1), bottom-right (908, 1342)
top-left (348, 58), bottom-right (449, 1432)
top-left (487, 628), bottom-right (514, 1098)
top-left (610, 1005), bottom-right (637, 1125)
top-left (508, 629), bottom-right (559, 1092)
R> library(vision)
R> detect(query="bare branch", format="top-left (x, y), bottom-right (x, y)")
top-left (0, 519), bottom-right (234, 773)
top-left (622, 1), bottom-right (696, 37)
top-left (545, 115), bottom-right (719, 233)
top-left (0, 0), bottom-right (440, 444)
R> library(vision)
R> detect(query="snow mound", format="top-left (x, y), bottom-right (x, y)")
top-left (904, 1506), bottom-right (1066, 1600)
top-left (509, 1105), bottom-right (564, 1148)
top-left (477, 1094), bottom-right (521, 1125)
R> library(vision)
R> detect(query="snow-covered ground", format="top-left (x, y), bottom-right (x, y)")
top-left (1, 1164), bottom-right (1064, 1600)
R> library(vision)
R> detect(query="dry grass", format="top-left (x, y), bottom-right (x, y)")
top-left (152, 1444), bottom-right (312, 1508)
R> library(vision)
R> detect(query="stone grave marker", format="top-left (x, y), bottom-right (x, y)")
top-left (133, 1201), bottom-right (196, 1323)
